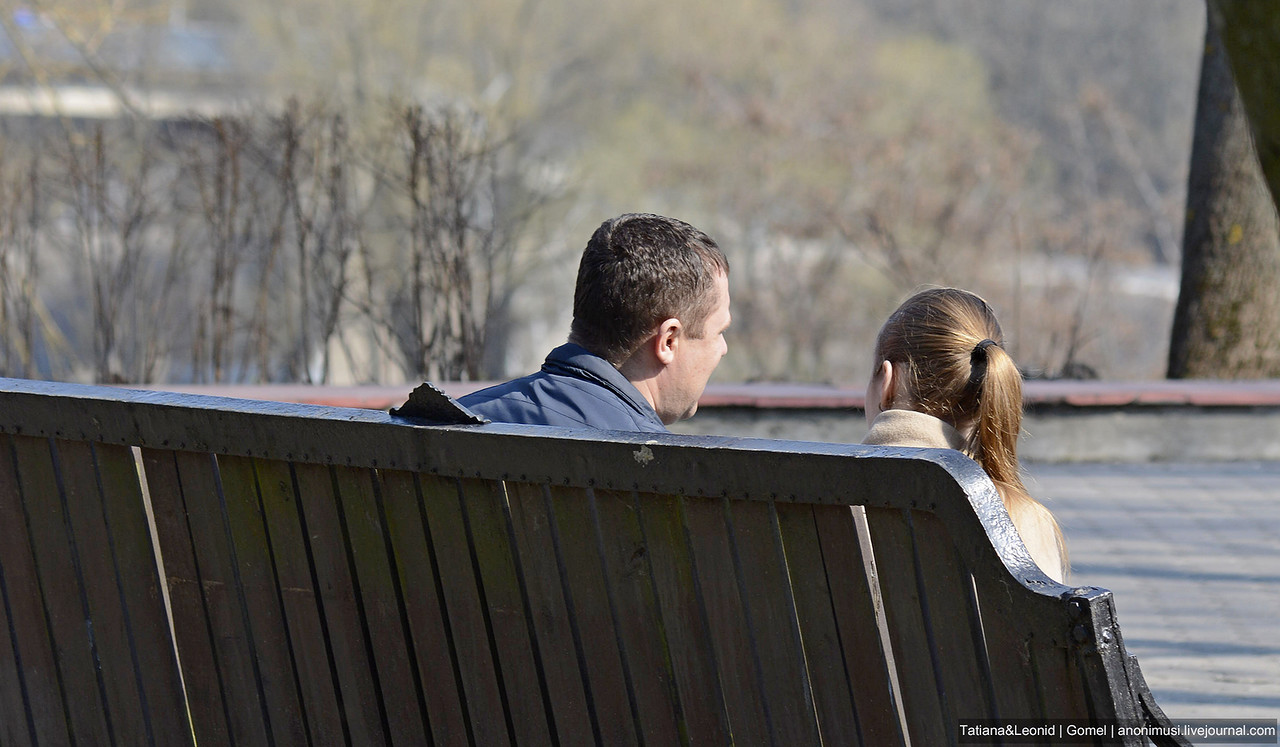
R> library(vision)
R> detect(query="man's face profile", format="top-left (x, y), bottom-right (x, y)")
top-left (655, 271), bottom-right (731, 424)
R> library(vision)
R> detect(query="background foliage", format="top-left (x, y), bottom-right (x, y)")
top-left (0, 0), bottom-right (1205, 385)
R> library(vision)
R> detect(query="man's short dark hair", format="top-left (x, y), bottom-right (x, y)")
top-left (569, 213), bottom-right (729, 366)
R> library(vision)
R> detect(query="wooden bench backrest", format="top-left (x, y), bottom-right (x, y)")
top-left (0, 378), bottom-right (1163, 746)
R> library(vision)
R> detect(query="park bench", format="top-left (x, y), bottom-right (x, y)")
top-left (0, 376), bottom-right (1187, 746)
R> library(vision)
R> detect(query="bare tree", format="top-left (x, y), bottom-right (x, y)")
top-left (179, 115), bottom-right (281, 383)
top-left (273, 102), bottom-right (363, 383)
top-left (52, 123), bottom-right (151, 381)
top-left (393, 105), bottom-right (505, 381)
top-left (0, 150), bottom-right (45, 378)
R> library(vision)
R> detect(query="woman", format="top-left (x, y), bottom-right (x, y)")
top-left (862, 287), bottom-right (1068, 583)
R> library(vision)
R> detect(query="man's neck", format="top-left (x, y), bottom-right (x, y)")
top-left (616, 353), bottom-right (663, 420)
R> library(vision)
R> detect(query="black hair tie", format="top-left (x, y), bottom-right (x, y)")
top-left (972, 339), bottom-right (999, 361)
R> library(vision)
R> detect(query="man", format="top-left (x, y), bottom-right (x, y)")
top-left (460, 213), bottom-right (731, 432)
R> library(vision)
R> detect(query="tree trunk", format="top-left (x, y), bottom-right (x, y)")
top-left (1210, 1), bottom-right (1280, 211)
top-left (1168, 10), bottom-right (1280, 378)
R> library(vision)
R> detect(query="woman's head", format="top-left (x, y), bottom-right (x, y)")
top-left (866, 286), bottom-right (1066, 579)
top-left (866, 287), bottom-right (1022, 483)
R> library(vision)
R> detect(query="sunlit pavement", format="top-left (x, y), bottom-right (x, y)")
top-left (1027, 462), bottom-right (1280, 724)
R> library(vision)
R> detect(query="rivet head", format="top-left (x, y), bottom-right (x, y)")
top-left (1072, 625), bottom-right (1091, 643)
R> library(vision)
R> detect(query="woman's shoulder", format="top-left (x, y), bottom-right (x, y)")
top-left (1012, 499), bottom-right (1069, 584)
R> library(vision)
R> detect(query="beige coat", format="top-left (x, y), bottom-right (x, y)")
top-left (863, 409), bottom-right (1068, 583)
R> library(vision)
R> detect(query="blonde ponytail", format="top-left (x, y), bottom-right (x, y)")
top-left (968, 341), bottom-right (1068, 576)
top-left (873, 288), bottom-right (1068, 579)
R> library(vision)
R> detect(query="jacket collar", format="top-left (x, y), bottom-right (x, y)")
top-left (862, 408), bottom-right (967, 451)
top-left (542, 343), bottom-right (666, 427)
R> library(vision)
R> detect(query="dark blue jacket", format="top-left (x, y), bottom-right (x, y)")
top-left (459, 343), bottom-right (668, 433)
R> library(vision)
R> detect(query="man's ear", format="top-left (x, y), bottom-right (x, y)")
top-left (876, 359), bottom-right (898, 411)
top-left (654, 318), bottom-right (681, 365)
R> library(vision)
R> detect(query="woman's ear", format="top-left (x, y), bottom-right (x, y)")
top-left (876, 359), bottom-right (898, 411)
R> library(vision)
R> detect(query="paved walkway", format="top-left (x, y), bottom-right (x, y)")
top-left (1026, 461), bottom-right (1280, 725)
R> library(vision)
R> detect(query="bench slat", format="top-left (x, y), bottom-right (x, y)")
top-left (0, 552), bottom-right (43, 747)
top-left (10, 436), bottom-right (115, 745)
top-left (0, 435), bottom-right (74, 746)
top-left (812, 504), bottom-right (907, 745)
top-left (865, 506), bottom-right (952, 746)
top-left (906, 510), bottom-right (1001, 724)
top-left (0, 438), bottom-right (188, 744)
top-left (378, 468), bottom-right (473, 744)
top-left (153, 449), bottom-right (277, 745)
top-left (971, 570), bottom-right (1076, 731)
top-left (63, 441), bottom-right (191, 745)
top-left (459, 477), bottom-right (556, 745)
top-left (251, 457), bottom-right (350, 744)
top-left (142, 448), bottom-right (233, 744)
top-left (592, 488), bottom-right (684, 744)
top-left (57, 440), bottom-right (152, 745)
top-left (777, 502), bottom-right (865, 745)
top-left (634, 492), bottom-right (733, 744)
top-left (94, 444), bottom-right (192, 743)
top-left (682, 495), bottom-right (771, 744)
top-left (505, 481), bottom-right (599, 743)
top-left (216, 455), bottom-right (312, 744)
top-left (291, 462), bottom-right (392, 743)
top-left (332, 465), bottom-right (432, 744)
top-left (418, 473), bottom-right (515, 745)
top-left (0, 465), bottom-right (42, 747)
top-left (1041, 641), bottom-right (1093, 719)
top-left (544, 485), bottom-right (640, 746)
top-left (729, 498), bottom-right (824, 745)
top-left (976, 583), bottom-right (1088, 724)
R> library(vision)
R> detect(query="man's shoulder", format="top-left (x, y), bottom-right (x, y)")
top-left (459, 374), bottom-right (542, 407)
top-left (459, 350), bottom-right (665, 432)
top-left (457, 372), bottom-right (551, 419)
top-left (458, 380), bottom-right (547, 422)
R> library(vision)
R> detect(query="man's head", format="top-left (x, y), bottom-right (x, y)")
top-left (569, 213), bottom-right (731, 424)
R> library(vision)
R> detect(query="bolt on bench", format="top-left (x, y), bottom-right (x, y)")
top-left (0, 377), bottom-right (1186, 745)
